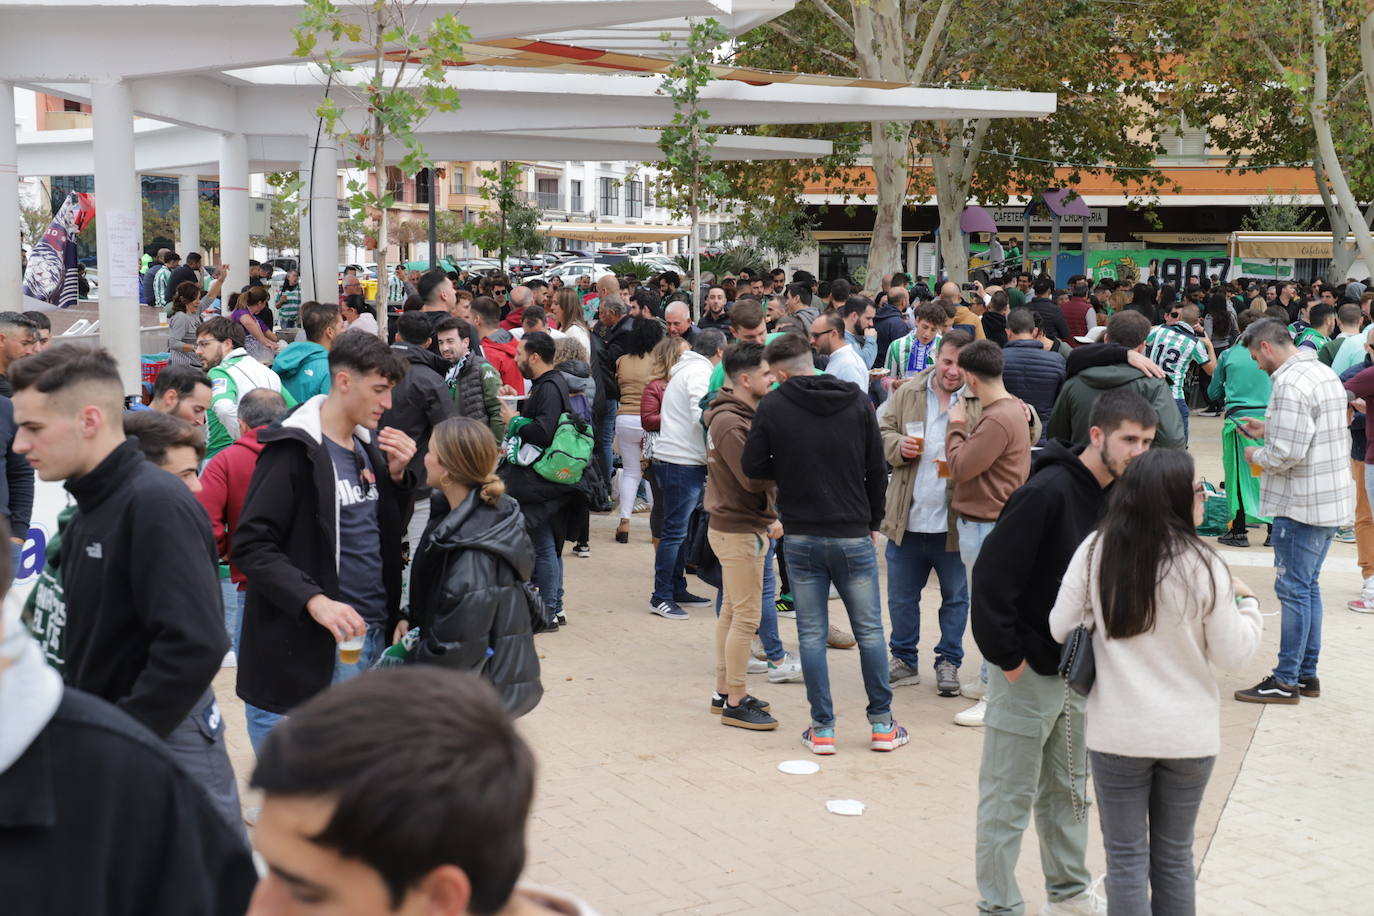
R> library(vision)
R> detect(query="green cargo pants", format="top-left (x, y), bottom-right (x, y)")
top-left (975, 668), bottom-right (1092, 915)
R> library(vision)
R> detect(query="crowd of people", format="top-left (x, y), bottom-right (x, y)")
top-left (0, 251), bottom-right (1367, 915)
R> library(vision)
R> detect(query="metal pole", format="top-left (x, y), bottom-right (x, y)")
top-left (1022, 211), bottom-right (1031, 272)
top-left (1050, 215), bottom-right (1061, 282)
top-left (427, 167), bottom-right (437, 268)
top-left (1081, 222), bottom-right (1090, 280)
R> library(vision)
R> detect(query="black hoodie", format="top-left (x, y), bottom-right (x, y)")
top-left (58, 440), bottom-right (226, 738)
top-left (970, 439), bottom-right (1108, 676)
top-left (381, 342), bottom-right (455, 477)
top-left (740, 375), bottom-right (886, 538)
top-left (407, 490), bottom-right (542, 717)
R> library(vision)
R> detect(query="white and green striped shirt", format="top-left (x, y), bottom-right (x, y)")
top-left (1145, 324), bottom-right (1209, 400)
top-left (885, 332), bottom-right (942, 380)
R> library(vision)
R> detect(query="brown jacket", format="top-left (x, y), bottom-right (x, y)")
top-left (704, 389), bottom-right (776, 534)
top-left (946, 396), bottom-right (1034, 522)
top-left (878, 367), bottom-right (1040, 548)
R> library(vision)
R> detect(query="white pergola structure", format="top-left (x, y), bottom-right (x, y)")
top-left (1, 0), bottom-right (1057, 393)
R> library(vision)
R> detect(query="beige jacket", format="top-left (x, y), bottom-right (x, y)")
top-left (878, 367), bottom-right (1040, 549)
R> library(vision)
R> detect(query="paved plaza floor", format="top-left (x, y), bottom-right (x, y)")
top-left (217, 414), bottom-right (1373, 914)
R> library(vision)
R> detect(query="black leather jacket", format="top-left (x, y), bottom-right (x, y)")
top-left (407, 490), bottom-right (543, 717)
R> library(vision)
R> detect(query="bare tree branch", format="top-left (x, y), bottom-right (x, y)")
top-left (912, 0), bottom-right (954, 84)
top-left (764, 20), bottom-right (857, 71)
top-left (807, 0), bottom-right (856, 42)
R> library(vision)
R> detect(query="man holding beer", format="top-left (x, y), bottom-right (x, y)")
top-left (233, 332), bottom-right (416, 753)
top-left (876, 331), bottom-right (978, 699)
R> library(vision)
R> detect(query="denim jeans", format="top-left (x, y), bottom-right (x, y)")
top-left (1175, 398), bottom-right (1190, 443)
top-left (715, 536), bottom-right (784, 661)
top-left (1271, 516), bottom-right (1335, 685)
top-left (1089, 752), bottom-right (1215, 916)
top-left (529, 522), bottom-right (564, 619)
top-left (220, 577), bottom-right (243, 655)
top-left (885, 532), bottom-right (968, 669)
top-left (650, 461), bottom-right (706, 604)
top-left (957, 518), bottom-right (997, 685)
top-left (244, 623), bottom-right (386, 755)
top-left (595, 399), bottom-right (619, 486)
top-left (784, 534), bottom-right (891, 729)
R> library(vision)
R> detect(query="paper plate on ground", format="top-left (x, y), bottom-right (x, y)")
top-left (826, 799), bottom-right (865, 816)
top-left (777, 760), bottom-right (821, 775)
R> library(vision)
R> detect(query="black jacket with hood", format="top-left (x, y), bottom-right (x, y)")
top-left (57, 439), bottom-right (226, 738)
top-left (232, 395), bottom-right (412, 714)
top-left (873, 302), bottom-right (909, 365)
top-left (381, 342), bottom-right (455, 478)
top-left (740, 375), bottom-right (886, 538)
top-left (593, 315), bottom-right (635, 404)
top-left (407, 490), bottom-right (543, 717)
top-left (970, 439), bottom-right (1108, 677)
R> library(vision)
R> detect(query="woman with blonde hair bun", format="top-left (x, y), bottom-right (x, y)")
top-left (405, 417), bottom-right (543, 716)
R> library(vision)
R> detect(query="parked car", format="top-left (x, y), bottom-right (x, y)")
top-left (533, 261), bottom-right (615, 285)
top-left (552, 249), bottom-right (591, 261)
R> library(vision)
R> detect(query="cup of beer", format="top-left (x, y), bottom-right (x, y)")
top-left (904, 421), bottom-right (925, 451)
top-left (1249, 457), bottom-right (1263, 478)
top-left (338, 632), bottom-right (365, 665)
top-left (936, 457), bottom-right (952, 479)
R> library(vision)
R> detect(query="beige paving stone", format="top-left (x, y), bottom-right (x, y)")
top-left (216, 415), bottom-right (1371, 914)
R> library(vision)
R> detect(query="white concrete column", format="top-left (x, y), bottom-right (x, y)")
top-left (90, 79), bottom-right (142, 396)
top-left (297, 185), bottom-right (314, 302)
top-left (301, 139), bottom-right (338, 307)
top-left (218, 132), bottom-right (250, 296)
top-left (1, 84), bottom-right (22, 305)
top-left (177, 172), bottom-right (200, 260)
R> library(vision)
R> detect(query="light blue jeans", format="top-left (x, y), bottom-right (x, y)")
top-left (220, 577), bottom-right (243, 654)
top-left (1271, 517), bottom-right (1335, 685)
top-left (244, 623), bottom-right (386, 754)
top-left (957, 518), bottom-right (996, 686)
top-left (784, 534), bottom-right (891, 730)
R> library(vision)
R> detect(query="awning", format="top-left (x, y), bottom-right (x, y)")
top-left (1041, 188), bottom-right (1092, 219)
top-left (1228, 232), bottom-right (1347, 259)
top-left (960, 205), bottom-right (997, 234)
top-left (537, 223), bottom-right (691, 242)
top-left (384, 38), bottom-right (909, 89)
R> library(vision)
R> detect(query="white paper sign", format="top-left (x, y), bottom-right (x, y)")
top-left (104, 209), bottom-right (141, 299)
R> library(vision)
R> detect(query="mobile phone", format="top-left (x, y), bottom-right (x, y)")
top-left (962, 282), bottom-right (978, 291)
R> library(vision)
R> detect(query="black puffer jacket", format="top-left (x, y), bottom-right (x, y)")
top-left (407, 490), bottom-right (543, 717)
top-left (1001, 339), bottom-right (1067, 425)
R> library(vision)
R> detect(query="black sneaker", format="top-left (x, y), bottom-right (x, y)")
top-left (674, 590), bottom-right (712, 607)
top-left (710, 691), bottom-right (771, 715)
top-left (554, 611), bottom-right (568, 628)
top-left (1263, 531), bottom-right (1272, 547)
top-left (572, 542), bottom-right (590, 558)
top-left (649, 599), bottom-right (689, 620)
top-left (1235, 675), bottom-right (1299, 705)
top-left (1299, 676), bottom-right (1320, 698)
top-left (1218, 531), bottom-right (1250, 548)
top-left (721, 697), bottom-right (779, 730)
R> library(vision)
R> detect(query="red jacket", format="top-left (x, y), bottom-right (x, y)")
top-left (195, 425), bottom-right (267, 586)
top-left (482, 337), bottom-right (524, 392)
top-left (640, 378), bottom-right (668, 431)
top-left (499, 306), bottom-right (526, 330)
top-left (1062, 297), bottom-right (1095, 347)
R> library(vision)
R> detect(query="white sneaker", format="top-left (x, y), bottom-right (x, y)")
top-left (766, 652), bottom-right (804, 683)
top-left (221, 650), bottom-right (237, 668)
top-left (960, 680), bottom-right (987, 700)
top-left (747, 656), bottom-right (769, 674)
top-left (1039, 876), bottom-right (1107, 915)
top-left (1349, 597), bottom-right (1374, 613)
top-left (954, 697), bottom-right (986, 727)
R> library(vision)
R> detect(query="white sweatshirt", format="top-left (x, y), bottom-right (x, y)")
top-left (1049, 533), bottom-right (1263, 758)
top-left (652, 351), bottom-right (714, 466)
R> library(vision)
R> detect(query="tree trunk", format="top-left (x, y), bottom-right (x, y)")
top-left (372, 119), bottom-right (390, 342)
top-left (866, 122), bottom-right (906, 287)
top-left (851, 0), bottom-right (911, 288)
top-left (1310, 0), bottom-right (1374, 285)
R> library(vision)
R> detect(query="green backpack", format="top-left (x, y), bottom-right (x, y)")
top-left (532, 411), bottom-right (594, 484)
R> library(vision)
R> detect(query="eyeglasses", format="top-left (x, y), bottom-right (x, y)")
top-left (810, 330), bottom-right (836, 340)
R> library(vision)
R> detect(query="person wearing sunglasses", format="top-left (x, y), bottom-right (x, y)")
top-left (233, 331), bottom-right (417, 754)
